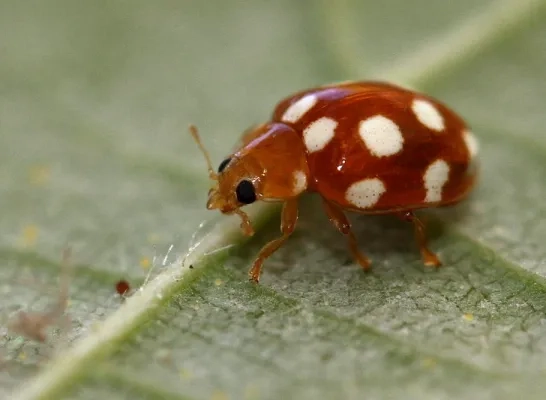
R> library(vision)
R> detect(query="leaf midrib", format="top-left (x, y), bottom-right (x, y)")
top-left (87, 365), bottom-right (196, 400)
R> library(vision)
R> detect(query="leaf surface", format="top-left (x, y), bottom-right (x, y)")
top-left (1, 1), bottom-right (546, 399)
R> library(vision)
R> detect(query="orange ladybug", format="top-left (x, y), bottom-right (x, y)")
top-left (191, 81), bottom-right (479, 283)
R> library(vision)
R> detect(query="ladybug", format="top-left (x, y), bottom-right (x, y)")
top-left (190, 81), bottom-right (479, 283)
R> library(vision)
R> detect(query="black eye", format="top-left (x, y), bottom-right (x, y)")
top-left (235, 180), bottom-right (256, 204)
top-left (217, 158), bottom-right (231, 173)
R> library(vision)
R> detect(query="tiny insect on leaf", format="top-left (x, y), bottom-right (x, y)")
top-left (115, 280), bottom-right (131, 297)
top-left (8, 247), bottom-right (73, 343)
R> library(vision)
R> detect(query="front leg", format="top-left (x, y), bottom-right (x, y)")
top-left (248, 198), bottom-right (299, 283)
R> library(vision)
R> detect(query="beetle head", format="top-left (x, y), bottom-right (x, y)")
top-left (190, 123), bottom-right (309, 236)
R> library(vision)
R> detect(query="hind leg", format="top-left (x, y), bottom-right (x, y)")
top-left (397, 211), bottom-right (441, 267)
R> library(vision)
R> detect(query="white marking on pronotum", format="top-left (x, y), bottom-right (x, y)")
top-left (424, 159), bottom-right (450, 202)
top-left (292, 170), bottom-right (307, 195)
top-left (345, 178), bottom-right (386, 209)
top-left (281, 94), bottom-right (318, 123)
top-left (359, 115), bottom-right (404, 157)
top-left (463, 130), bottom-right (479, 159)
top-left (411, 99), bottom-right (445, 131)
top-left (303, 117), bottom-right (338, 153)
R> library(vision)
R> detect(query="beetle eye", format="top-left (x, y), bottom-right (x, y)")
top-left (235, 180), bottom-right (256, 204)
top-left (217, 158), bottom-right (231, 173)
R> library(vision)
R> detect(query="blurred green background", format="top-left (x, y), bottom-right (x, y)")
top-left (1, 1), bottom-right (546, 399)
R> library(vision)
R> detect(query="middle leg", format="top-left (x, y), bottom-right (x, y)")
top-left (321, 197), bottom-right (371, 271)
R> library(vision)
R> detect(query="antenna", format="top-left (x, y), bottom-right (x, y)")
top-left (189, 124), bottom-right (218, 181)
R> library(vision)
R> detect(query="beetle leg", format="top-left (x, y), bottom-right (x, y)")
top-left (321, 198), bottom-right (371, 271)
top-left (397, 211), bottom-right (441, 267)
top-left (248, 198), bottom-right (299, 284)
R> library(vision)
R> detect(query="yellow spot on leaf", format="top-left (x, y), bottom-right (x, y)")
top-left (214, 279), bottom-right (223, 287)
top-left (20, 225), bottom-right (38, 247)
top-left (28, 165), bottom-right (51, 186)
top-left (244, 385), bottom-right (259, 400)
top-left (421, 357), bottom-right (436, 368)
top-left (211, 390), bottom-right (229, 400)
top-left (140, 257), bottom-right (151, 270)
top-left (462, 313), bottom-right (474, 321)
top-left (179, 368), bottom-right (193, 380)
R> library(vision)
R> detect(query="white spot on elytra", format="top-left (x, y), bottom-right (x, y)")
top-left (424, 159), bottom-right (450, 203)
top-left (292, 170), bottom-right (307, 195)
top-left (345, 178), bottom-right (386, 209)
top-left (282, 94), bottom-right (318, 123)
top-left (359, 115), bottom-right (404, 157)
top-left (412, 99), bottom-right (445, 131)
top-left (303, 117), bottom-right (338, 153)
top-left (463, 130), bottom-right (479, 159)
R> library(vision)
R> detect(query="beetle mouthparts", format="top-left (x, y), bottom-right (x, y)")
top-left (206, 188), bottom-right (228, 212)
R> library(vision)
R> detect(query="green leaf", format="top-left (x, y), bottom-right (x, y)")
top-left (2, 1), bottom-right (546, 399)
